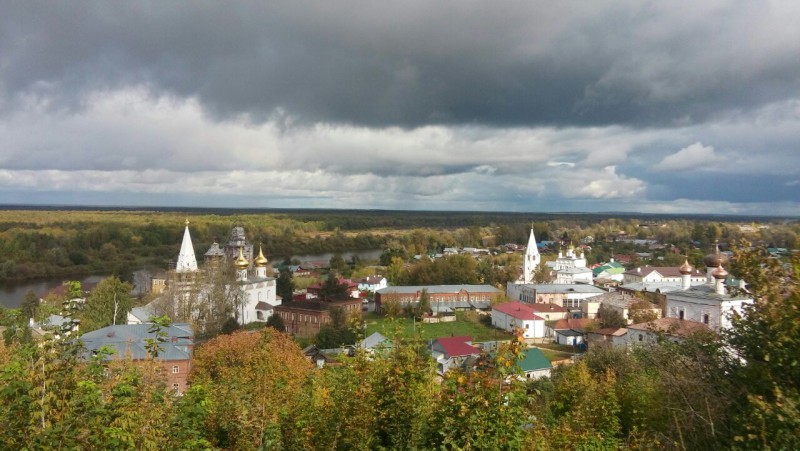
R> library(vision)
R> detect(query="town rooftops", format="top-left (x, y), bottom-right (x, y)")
top-left (434, 336), bottom-right (481, 357)
top-left (80, 323), bottom-right (193, 361)
top-left (359, 275), bottom-right (386, 284)
top-left (555, 329), bottom-right (584, 337)
top-left (552, 318), bottom-right (596, 330)
top-left (376, 284), bottom-right (500, 294)
top-left (128, 305), bottom-right (157, 323)
top-left (518, 348), bottom-right (552, 372)
top-left (515, 284), bottom-right (606, 295)
top-left (627, 317), bottom-right (711, 338)
top-left (590, 327), bottom-right (628, 337)
top-left (618, 282), bottom-right (683, 293)
top-left (255, 301), bottom-right (273, 311)
top-left (276, 297), bottom-right (359, 312)
top-left (526, 303), bottom-right (568, 313)
top-left (668, 283), bottom-right (753, 301)
top-left (558, 267), bottom-right (593, 275)
top-left (586, 292), bottom-right (643, 308)
top-left (204, 242), bottom-right (225, 257)
top-left (493, 302), bottom-right (545, 321)
top-left (359, 332), bottom-right (391, 350)
top-left (624, 266), bottom-right (704, 278)
top-left (592, 261), bottom-right (625, 276)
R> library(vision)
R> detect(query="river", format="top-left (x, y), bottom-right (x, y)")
top-left (0, 275), bottom-right (107, 309)
top-left (0, 249), bottom-right (383, 309)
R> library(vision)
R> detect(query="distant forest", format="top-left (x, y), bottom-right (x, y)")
top-left (0, 207), bottom-right (797, 283)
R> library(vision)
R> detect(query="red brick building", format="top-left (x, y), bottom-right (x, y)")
top-left (274, 295), bottom-right (362, 338)
top-left (375, 284), bottom-right (500, 314)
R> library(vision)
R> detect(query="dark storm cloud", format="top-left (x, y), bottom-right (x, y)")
top-left (3, 1), bottom-right (800, 128)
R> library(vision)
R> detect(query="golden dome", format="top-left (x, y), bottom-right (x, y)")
top-left (234, 248), bottom-right (249, 270)
top-left (712, 264), bottom-right (728, 280)
top-left (254, 246), bottom-right (268, 267)
top-left (704, 242), bottom-right (729, 268)
top-left (679, 258), bottom-right (693, 275)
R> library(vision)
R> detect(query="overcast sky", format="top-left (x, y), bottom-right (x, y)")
top-left (1, 1), bottom-right (799, 215)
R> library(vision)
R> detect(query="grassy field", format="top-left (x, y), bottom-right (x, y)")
top-left (536, 348), bottom-right (575, 362)
top-left (363, 311), bottom-right (513, 342)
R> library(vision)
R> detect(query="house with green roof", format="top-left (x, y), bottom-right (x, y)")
top-left (517, 347), bottom-right (552, 379)
top-left (592, 260), bottom-right (626, 281)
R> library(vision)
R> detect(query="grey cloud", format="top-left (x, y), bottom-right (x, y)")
top-left (3, 2), bottom-right (800, 128)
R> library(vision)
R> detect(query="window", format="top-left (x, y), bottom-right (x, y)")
top-left (172, 383), bottom-right (179, 391)
top-left (679, 310), bottom-right (685, 320)
top-left (703, 314), bottom-right (710, 325)
top-left (638, 334), bottom-right (643, 342)
top-left (172, 365), bottom-right (179, 374)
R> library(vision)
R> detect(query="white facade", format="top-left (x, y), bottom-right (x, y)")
top-left (237, 277), bottom-right (280, 324)
top-left (507, 283), bottom-right (605, 310)
top-left (623, 267), bottom-right (706, 285)
top-left (491, 302), bottom-right (546, 338)
top-left (665, 285), bottom-right (751, 332)
top-left (555, 330), bottom-right (584, 346)
top-left (358, 276), bottom-right (388, 292)
top-left (552, 246), bottom-right (587, 271)
top-left (555, 267), bottom-right (593, 284)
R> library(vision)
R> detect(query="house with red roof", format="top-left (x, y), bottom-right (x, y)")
top-left (491, 302), bottom-right (546, 338)
top-left (429, 336), bottom-right (481, 374)
top-left (524, 303), bottom-right (569, 321)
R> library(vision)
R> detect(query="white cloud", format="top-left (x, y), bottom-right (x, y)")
top-left (558, 166), bottom-right (646, 199)
top-left (658, 142), bottom-right (722, 172)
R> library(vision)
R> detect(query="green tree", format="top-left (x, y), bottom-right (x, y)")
top-left (276, 267), bottom-right (294, 303)
top-left (316, 306), bottom-right (357, 348)
top-left (386, 256), bottom-right (408, 285)
top-left (412, 288), bottom-right (432, 320)
top-left (80, 276), bottom-right (133, 333)
top-left (266, 313), bottom-right (285, 332)
top-left (329, 253), bottom-right (347, 276)
top-left (597, 304), bottom-right (627, 328)
top-left (20, 290), bottom-right (39, 321)
top-left (726, 252), bottom-right (800, 448)
top-left (319, 276), bottom-right (348, 299)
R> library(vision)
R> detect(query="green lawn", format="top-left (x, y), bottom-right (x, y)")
top-left (537, 348), bottom-right (575, 362)
top-left (363, 312), bottom-right (513, 342)
top-left (535, 342), bottom-right (579, 353)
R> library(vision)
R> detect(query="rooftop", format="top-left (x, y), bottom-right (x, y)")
top-left (377, 284), bottom-right (500, 294)
top-left (518, 348), bottom-right (552, 372)
top-left (624, 266), bottom-right (704, 278)
top-left (80, 323), bottom-right (194, 361)
top-left (515, 283), bottom-right (606, 294)
top-left (434, 336), bottom-right (481, 358)
top-left (493, 302), bottom-right (545, 321)
top-left (627, 317), bottom-right (711, 337)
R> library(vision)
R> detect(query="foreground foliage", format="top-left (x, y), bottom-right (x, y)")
top-left (0, 249), bottom-right (797, 449)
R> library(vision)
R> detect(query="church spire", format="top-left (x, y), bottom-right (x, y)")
top-left (176, 218), bottom-right (198, 273)
top-left (523, 226), bottom-right (541, 283)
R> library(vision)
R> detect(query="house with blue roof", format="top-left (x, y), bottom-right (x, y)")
top-left (79, 323), bottom-right (194, 394)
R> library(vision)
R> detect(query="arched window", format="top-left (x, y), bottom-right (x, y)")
top-left (703, 314), bottom-right (709, 324)
top-left (679, 310), bottom-right (685, 320)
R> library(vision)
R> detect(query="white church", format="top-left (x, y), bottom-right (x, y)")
top-left (663, 247), bottom-right (753, 333)
top-left (128, 220), bottom-right (280, 326)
